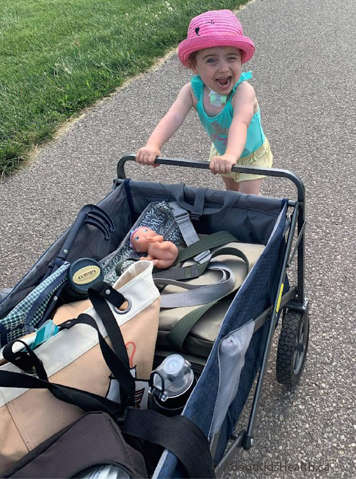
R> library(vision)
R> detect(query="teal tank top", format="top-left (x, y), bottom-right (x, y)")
top-left (191, 72), bottom-right (265, 158)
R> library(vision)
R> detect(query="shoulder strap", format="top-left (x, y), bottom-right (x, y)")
top-left (61, 313), bottom-right (135, 407)
top-left (190, 75), bottom-right (204, 102)
top-left (231, 71), bottom-right (253, 95)
top-left (88, 285), bottom-right (130, 369)
top-left (123, 408), bottom-right (215, 478)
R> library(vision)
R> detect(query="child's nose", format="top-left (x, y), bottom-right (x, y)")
top-left (217, 60), bottom-right (229, 72)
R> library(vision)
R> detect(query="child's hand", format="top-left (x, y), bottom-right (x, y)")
top-left (210, 154), bottom-right (237, 175)
top-left (136, 145), bottom-right (161, 167)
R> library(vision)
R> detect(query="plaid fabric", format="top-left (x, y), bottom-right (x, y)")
top-left (101, 201), bottom-right (184, 284)
top-left (0, 264), bottom-right (69, 346)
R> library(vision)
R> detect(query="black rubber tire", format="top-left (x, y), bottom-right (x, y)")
top-left (276, 308), bottom-right (309, 388)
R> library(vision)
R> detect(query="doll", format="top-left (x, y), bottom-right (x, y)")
top-left (130, 226), bottom-right (178, 269)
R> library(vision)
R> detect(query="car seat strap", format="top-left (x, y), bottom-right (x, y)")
top-left (153, 232), bottom-right (250, 283)
top-left (164, 248), bottom-right (250, 351)
top-left (157, 247), bottom-right (248, 310)
top-left (169, 201), bottom-right (211, 263)
top-left (167, 298), bottom-right (227, 351)
top-left (158, 263), bottom-right (235, 308)
top-left (178, 231), bottom-right (239, 262)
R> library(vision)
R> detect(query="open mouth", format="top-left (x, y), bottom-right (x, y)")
top-left (215, 77), bottom-right (232, 90)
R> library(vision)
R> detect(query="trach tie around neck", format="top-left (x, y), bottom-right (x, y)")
top-left (208, 89), bottom-right (227, 107)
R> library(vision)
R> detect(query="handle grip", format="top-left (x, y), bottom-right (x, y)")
top-left (117, 154), bottom-right (305, 204)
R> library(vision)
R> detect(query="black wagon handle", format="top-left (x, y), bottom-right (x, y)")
top-left (117, 154), bottom-right (305, 204)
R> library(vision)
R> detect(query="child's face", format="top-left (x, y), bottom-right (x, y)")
top-left (191, 46), bottom-right (242, 95)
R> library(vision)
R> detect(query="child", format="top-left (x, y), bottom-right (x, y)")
top-left (136, 9), bottom-right (273, 195)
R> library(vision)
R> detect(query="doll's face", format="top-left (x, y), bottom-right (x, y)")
top-left (131, 227), bottom-right (155, 252)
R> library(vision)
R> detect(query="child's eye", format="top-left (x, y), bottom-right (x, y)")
top-left (206, 58), bottom-right (216, 64)
top-left (135, 235), bottom-right (139, 240)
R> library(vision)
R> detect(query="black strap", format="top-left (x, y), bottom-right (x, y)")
top-left (122, 408), bottom-right (215, 478)
top-left (90, 282), bottom-right (126, 309)
top-left (0, 369), bottom-right (124, 416)
top-left (88, 284), bottom-right (131, 371)
top-left (59, 313), bottom-right (135, 407)
top-left (2, 340), bottom-right (48, 381)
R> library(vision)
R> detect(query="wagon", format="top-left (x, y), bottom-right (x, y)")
top-left (0, 157), bottom-right (309, 477)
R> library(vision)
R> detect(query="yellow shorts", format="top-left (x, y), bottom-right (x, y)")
top-left (208, 138), bottom-right (273, 183)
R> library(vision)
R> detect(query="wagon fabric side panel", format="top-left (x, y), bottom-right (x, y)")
top-left (154, 202), bottom-right (288, 478)
top-left (124, 181), bottom-right (284, 246)
top-left (0, 183), bottom-right (132, 319)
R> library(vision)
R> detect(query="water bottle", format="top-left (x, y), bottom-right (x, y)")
top-left (148, 354), bottom-right (195, 416)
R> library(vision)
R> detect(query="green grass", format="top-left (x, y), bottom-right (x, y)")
top-left (0, 0), bottom-right (247, 176)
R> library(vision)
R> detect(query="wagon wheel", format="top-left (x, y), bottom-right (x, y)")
top-left (276, 307), bottom-right (309, 388)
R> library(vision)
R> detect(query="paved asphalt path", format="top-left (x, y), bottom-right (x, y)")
top-left (1, 0), bottom-right (355, 477)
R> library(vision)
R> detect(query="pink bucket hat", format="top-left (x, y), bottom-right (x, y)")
top-left (178, 10), bottom-right (255, 67)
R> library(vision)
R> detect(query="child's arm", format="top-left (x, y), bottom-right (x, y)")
top-left (136, 83), bottom-right (193, 165)
top-left (210, 82), bottom-right (256, 174)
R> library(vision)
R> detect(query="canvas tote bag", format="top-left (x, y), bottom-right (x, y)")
top-left (52, 260), bottom-right (160, 382)
top-left (0, 260), bottom-right (160, 474)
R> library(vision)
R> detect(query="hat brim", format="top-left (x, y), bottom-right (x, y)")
top-left (178, 35), bottom-right (255, 66)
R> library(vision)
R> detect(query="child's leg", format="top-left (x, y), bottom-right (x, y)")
top-left (222, 176), bottom-right (262, 194)
top-left (217, 139), bottom-right (272, 195)
top-left (222, 176), bottom-right (239, 191)
top-left (239, 179), bottom-right (262, 195)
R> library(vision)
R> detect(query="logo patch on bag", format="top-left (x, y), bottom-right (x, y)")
top-left (68, 258), bottom-right (103, 294)
top-left (73, 265), bottom-right (101, 285)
